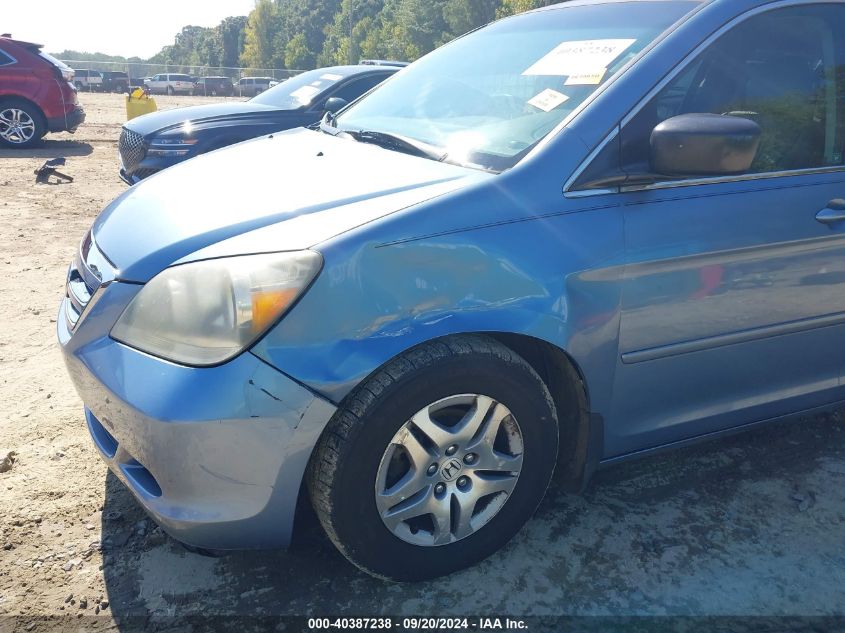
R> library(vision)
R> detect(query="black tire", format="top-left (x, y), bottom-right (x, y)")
top-left (0, 99), bottom-right (46, 149)
top-left (307, 335), bottom-right (558, 581)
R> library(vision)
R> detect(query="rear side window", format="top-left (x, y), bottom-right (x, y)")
top-left (0, 49), bottom-right (16, 66)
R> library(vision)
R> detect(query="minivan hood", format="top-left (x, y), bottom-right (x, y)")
top-left (93, 128), bottom-right (486, 282)
top-left (125, 101), bottom-right (281, 136)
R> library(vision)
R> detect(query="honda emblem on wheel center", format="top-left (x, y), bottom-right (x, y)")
top-left (440, 458), bottom-right (463, 482)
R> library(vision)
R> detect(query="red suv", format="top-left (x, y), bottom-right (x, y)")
top-left (0, 36), bottom-right (85, 148)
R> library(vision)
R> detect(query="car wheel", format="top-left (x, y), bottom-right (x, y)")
top-left (307, 335), bottom-right (559, 581)
top-left (0, 99), bottom-right (46, 149)
top-left (74, 82), bottom-right (83, 91)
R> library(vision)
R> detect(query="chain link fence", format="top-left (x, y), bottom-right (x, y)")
top-left (60, 60), bottom-right (308, 95)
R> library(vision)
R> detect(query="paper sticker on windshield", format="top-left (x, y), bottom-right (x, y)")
top-left (523, 39), bottom-right (635, 76)
top-left (320, 73), bottom-right (343, 81)
top-left (527, 89), bottom-right (570, 112)
top-left (290, 85), bottom-right (321, 103)
top-left (565, 68), bottom-right (607, 86)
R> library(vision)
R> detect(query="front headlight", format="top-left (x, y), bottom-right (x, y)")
top-left (111, 251), bottom-right (322, 366)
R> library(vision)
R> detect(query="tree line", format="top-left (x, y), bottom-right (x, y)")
top-left (55, 0), bottom-right (561, 72)
top-left (242, 0), bottom-right (561, 70)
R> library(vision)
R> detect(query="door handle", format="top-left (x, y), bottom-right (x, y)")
top-left (816, 199), bottom-right (845, 224)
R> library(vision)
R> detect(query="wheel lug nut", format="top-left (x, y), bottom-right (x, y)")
top-left (427, 463), bottom-right (439, 476)
top-left (464, 453), bottom-right (477, 465)
top-left (445, 445), bottom-right (458, 456)
top-left (457, 476), bottom-right (470, 490)
top-left (434, 483), bottom-right (446, 495)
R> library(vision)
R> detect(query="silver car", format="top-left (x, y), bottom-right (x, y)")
top-left (144, 73), bottom-right (194, 95)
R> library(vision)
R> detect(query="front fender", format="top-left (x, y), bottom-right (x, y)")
top-left (252, 203), bottom-right (625, 418)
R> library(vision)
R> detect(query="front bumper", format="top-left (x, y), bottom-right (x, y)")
top-left (58, 280), bottom-right (337, 550)
top-left (119, 153), bottom-right (186, 185)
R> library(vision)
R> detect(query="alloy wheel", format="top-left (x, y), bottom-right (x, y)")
top-left (0, 108), bottom-right (36, 145)
top-left (375, 394), bottom-right (524, 547)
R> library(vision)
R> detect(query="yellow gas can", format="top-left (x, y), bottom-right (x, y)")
top-left (126, 88), bottom-right (157, 121)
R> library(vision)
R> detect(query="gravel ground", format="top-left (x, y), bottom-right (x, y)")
top-left (1, 92), bottom-right (845, 631)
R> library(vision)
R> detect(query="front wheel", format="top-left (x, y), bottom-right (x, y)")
top-left (307, 335), bottom-right (559, 581)
top-left (0, 100), bottom-right (45, 148)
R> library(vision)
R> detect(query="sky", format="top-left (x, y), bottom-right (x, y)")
top-left (6, 0), bottom-right (256, 59)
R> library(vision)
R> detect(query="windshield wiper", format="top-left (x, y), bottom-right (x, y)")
top-left (316, 120), bottom-right (445, 162)
top-left (344, 129), bottom-right (446, 162)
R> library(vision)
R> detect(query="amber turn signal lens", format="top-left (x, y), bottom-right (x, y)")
top-left (251, 288), bottom-right (299, 333)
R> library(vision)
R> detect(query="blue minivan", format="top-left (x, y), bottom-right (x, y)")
top-left (59, 0), bottom-right (845, 580)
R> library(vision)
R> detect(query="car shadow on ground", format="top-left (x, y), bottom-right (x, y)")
top-left (98, 408), bottom-right (845, 627)
top-left (0, 140), bottom-right (93, 159)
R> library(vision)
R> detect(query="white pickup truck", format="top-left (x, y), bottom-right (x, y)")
top-left (72, 69), bottom-right (103, 91)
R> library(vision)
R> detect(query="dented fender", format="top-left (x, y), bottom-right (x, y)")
top-left (252, 173), bottom-right (626, 416)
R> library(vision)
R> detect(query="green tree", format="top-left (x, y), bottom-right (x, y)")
top-left (284, 32), bottom-right (312, 69)
top-left (219, 16), bottom-right (248, 68)
top-left (277, 0), bottom-right (342, 68)
top-left (496, 0), bottom-right (558, 19)
top-left (241, 0), bottom-right (284, 69)
top-left (443, 0), bottom-right (499, 38)
top-left (319, 0), bottom-right (385, 65)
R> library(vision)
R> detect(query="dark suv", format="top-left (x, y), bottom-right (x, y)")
top-left (193, 76), bottom-right (234, 97)
top-left (0, 36), bottom-right (85, 147)
top-left (101, 71), bottom-right (129, 93)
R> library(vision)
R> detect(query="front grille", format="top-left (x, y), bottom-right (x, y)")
top-left (118, 128), bottom-right (146, 174)
top-left (64, 264), bottom-right (94, 330)
top-left (64, 233), bottom-right (113, 332)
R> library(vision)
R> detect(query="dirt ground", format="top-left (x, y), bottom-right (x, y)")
top-left (2, 92), bottom-right (845, 631)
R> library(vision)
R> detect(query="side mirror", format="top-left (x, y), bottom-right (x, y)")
top-left (651, 113), bottom-right (761, 177)
top-left (324, 97), bottom-right (349, 114)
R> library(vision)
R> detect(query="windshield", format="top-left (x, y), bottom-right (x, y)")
top-left (336, 1), bottom-right (699, 172)
top-left (251, 68), bottom-right (348, 109)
